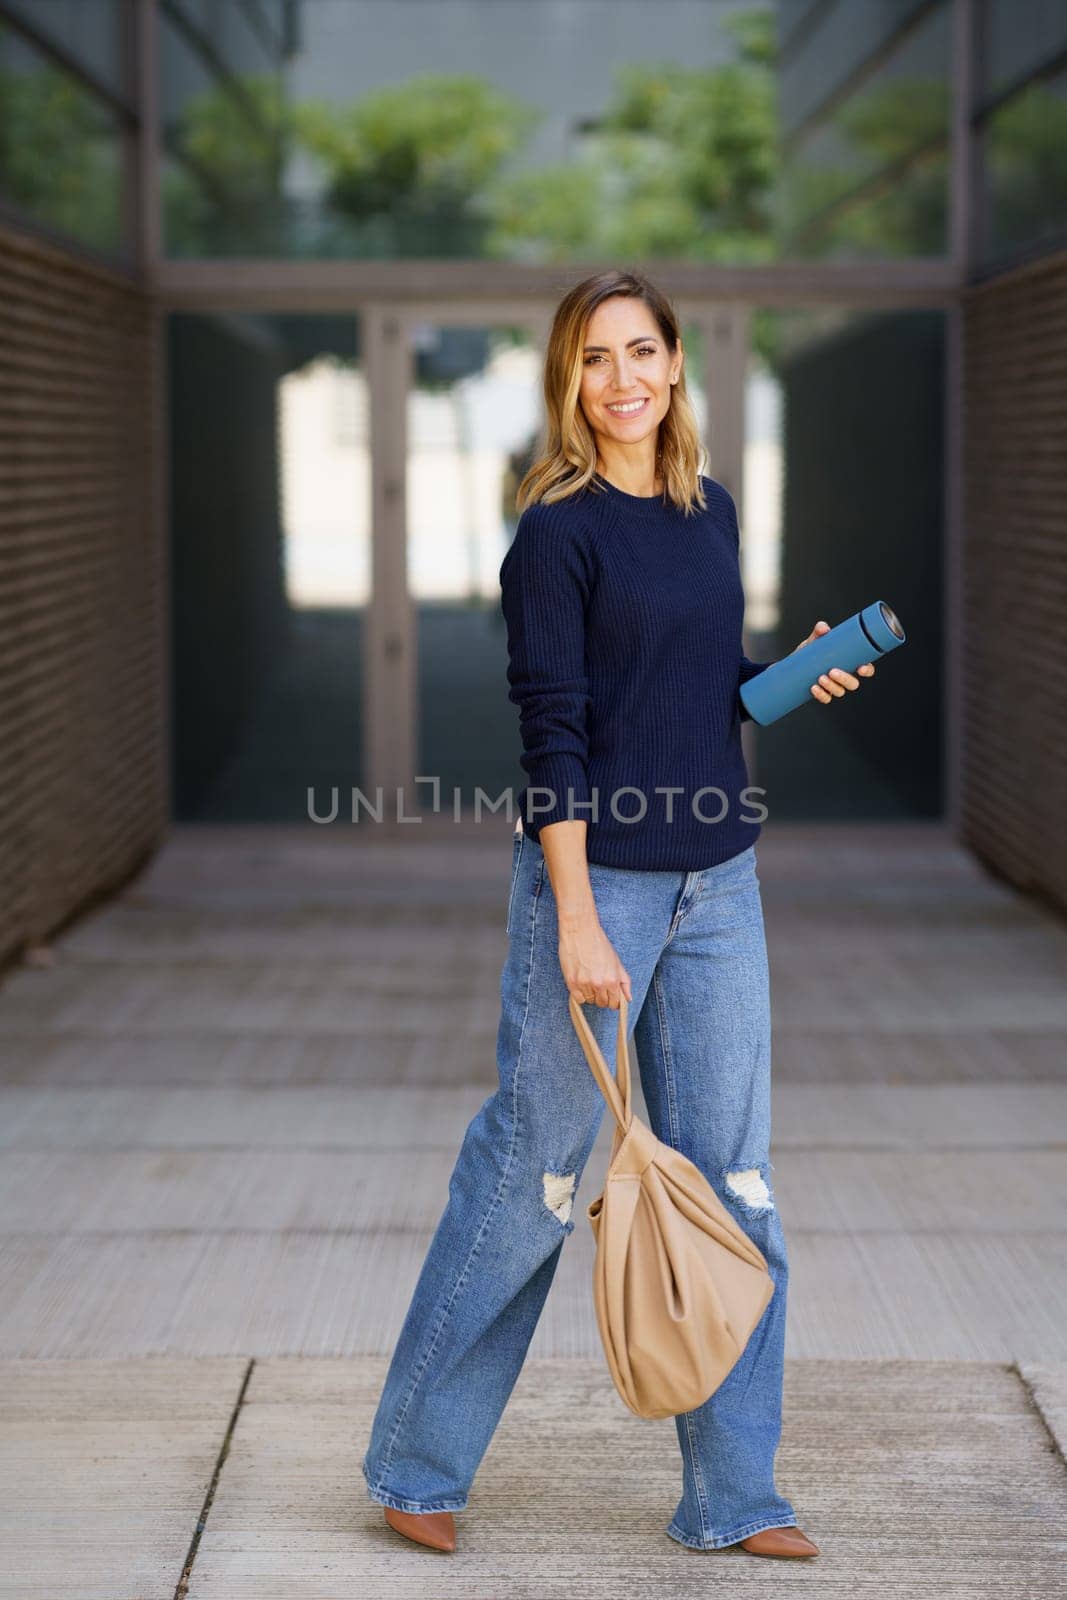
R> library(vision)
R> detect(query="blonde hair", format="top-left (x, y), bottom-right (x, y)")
top-left (517, 268), bottom-right (708, 517)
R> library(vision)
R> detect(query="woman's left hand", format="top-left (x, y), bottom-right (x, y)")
top-left (793, 619), bottom-right (876, 705)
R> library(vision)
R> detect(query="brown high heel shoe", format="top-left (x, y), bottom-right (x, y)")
top-left (739, 1525), bottom-right (819, 1558)
top-left (382, 1505), bottom-right (456, 1552)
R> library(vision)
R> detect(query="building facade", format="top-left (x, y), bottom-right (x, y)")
top-left (0, 0), bottom-right (1064, 971)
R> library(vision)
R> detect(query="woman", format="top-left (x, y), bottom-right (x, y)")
top-left (362, 268), bottom-right (874, 1559)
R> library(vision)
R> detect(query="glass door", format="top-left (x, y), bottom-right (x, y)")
top-left (168, 312), bottom-right (369, 822)
top-left (403, 313), bottom-right (548, 823)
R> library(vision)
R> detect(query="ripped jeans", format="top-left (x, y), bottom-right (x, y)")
top-left (361, 823), bottom-right (797, 1550)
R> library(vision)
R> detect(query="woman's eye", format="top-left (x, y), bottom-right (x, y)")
top-left (584, 346), bottom-right (656, 365)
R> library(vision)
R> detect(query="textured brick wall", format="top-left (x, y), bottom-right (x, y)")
top-left (961, 251), bottom-right (1067, 914)
top-left (0, 224), bottom-right (166, 970)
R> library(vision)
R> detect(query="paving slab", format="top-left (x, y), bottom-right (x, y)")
top-left (182, 1357), bottom-right (1066, 1599)
top-left (0, 1357), bottom-right (247, 1600)
top-left (2, 926), bottom-right (1064, 1035)
top-left (2, 1145), bottom-right (1065, 1236)
top-left (0, 1082), bottom-right (1064, 1149)
top-left (0, 1225), bottom-right (1063, 1363)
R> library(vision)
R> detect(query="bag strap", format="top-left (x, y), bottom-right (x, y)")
top-left (568, 993), bottom-right (632, 1133)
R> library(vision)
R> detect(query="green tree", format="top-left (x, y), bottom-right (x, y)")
top-left (782, 78), bottom-right (950, 259)
top-left (0, 61), bottom-right (121, 252)
top-left (292, 73), bottom-right (538, 257)
top-left (486, 7), bottom-right (778, 266)
top-left (164, 73), bottom-right (288, 255)
top-left (984, 81), bottom-right (1067, 255)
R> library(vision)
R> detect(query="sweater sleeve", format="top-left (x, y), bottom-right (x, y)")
top-left (720, 485), bottom-right (775, 723)
top-left (499, 501), bottom-right (593, 829)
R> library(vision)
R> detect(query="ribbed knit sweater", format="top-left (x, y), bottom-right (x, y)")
top-left (498, 472), bottom-right (774, 871)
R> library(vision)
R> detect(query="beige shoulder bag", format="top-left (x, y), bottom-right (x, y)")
top-left (568, 993), bottom-right (775, 1420)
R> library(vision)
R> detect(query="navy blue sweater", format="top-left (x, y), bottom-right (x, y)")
top-left (499, 472), bottom-right (775, 871)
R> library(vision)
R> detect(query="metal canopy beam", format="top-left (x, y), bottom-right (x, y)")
top-left (152, 257), bottom-right (962, 311)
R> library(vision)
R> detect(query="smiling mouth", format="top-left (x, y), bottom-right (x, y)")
top-left (606, 397), bottom-right (650, 416)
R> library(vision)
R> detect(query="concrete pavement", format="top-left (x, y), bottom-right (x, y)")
top-left (0, 820), bottom-right (1064, 1595)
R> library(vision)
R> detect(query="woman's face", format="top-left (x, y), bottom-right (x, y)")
top-left (579, 295), bottom-right (681, 461)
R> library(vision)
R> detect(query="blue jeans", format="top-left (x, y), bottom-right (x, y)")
top-left (361, 826), bottom-right (797, 1550)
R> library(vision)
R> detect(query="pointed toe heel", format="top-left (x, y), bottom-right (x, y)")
top-left (739, 1525), bottom-right (820, 1558)
top-left (383, 1505), bottom-right (457, 1552)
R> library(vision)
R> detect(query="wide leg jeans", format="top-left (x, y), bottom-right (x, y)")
top-left (361, 826), bottom-right (797, 1549)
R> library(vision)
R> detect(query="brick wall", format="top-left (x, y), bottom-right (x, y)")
top-left (961, 251), bottom-right (1067, 915)
top-left (0, 224), bottom-right (166, 971)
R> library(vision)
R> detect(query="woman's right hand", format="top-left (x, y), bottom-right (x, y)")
top-left (558, 913), bottom-right (632, 1009)
top-left (536, 818), bottom-right (631, 1008)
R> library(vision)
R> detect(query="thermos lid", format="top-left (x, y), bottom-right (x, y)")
top-left (860, 600), bottom-right (906, 652)
top-left (879, 601), bottom-right (905, 640)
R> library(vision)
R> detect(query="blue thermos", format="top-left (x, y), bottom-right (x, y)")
top-left (739, 600), bottom-right (906, 727)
